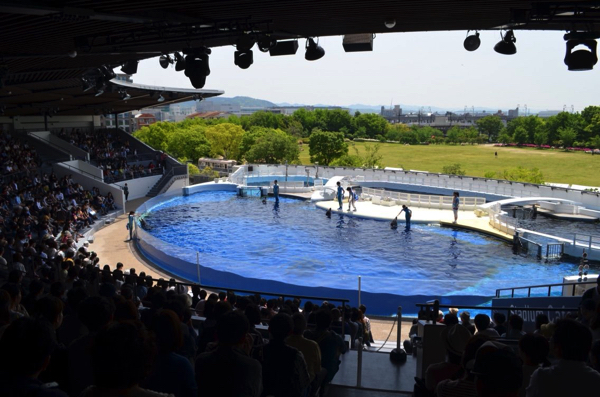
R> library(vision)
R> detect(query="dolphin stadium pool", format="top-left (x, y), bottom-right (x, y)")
top-left (138, 190), bottom-right (589, 315)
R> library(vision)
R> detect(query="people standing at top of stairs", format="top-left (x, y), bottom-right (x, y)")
top-left (336, 182), bottom-right (344, 210)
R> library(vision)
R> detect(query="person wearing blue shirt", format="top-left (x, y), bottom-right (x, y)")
top-left (273, 180), bottom-right (279, 204)
top-left (398, 205), bottom-right (412, 229)
top-left (452, 191), bottom-right (460, 224)
top-left (336, 181), bottom-right (344, 210)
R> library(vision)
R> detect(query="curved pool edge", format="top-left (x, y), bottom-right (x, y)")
top-left (134, 183), bottom-right (495, 315)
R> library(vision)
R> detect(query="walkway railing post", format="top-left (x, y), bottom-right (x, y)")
top-left (356, 336), bottom-right (363, 388)
top-left (358, 276), bottom-right (361, 308)
top-left (196, 252), bottom-right (201, 284)
top-left (396, 306), bottom-right (402, 351)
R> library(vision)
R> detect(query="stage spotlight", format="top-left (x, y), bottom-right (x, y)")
top-left (121, 60), bottom-right (138, 75)
top-left (174, 52), bottom-right (186, 72)
top-left (384, 19), bottom-right (396, 29)
top-left (236, 35), bottom-right (256, 51)
top-left (184, 48), bottom-right (211, 88)
top-left (234, 50), bottom-right (254, 69)
top-left (81, 77), bottom-right (94, 92)
top-left (159, 54), bottom-right (173, 69)
top-left (564, 36), bottom-right (598, 71)
top-left (119, 91), bottom-right (131, 100)
top-left (305, 38), bottom-right (325, 61)
top-left (68, 50), bottom-right (78, 58)
top-left (269, 40), bottom-right (298, 56)
top-left (157, 94), bottom-right (165, 103)
top-left (464, 31), bottom-right (481, 51)
top-left (257, 36), bottom-right (277, 52)
top-left (494, 30), bottom-right (517, 55)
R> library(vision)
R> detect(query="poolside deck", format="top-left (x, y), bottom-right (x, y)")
top-left (315, 200), bottom-right (513, 241)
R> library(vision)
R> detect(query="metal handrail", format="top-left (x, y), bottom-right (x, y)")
top-left (27, 132), bottom-right (74, 160)
top-left (495, 280), bottom-right (596, 298)
top-left (58, 162), bottom-right (104, 182)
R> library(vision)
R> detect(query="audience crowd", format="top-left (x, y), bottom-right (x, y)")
top-left (54, 128), bottom-right (163, 182)
top-left (1, 132), bottom-right (41, 177)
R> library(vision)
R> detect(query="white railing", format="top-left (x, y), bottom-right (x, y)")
top-left (228, 164), bottom-right (600, 210)
top-left (573, 233), bottom-right (600, 250)
top-left (489, 212), bottom-right (518, 235)
top-left (361, 187), bottom-right (485, 210)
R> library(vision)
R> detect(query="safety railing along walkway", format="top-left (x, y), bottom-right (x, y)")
top-left (495, 280), bottom-right (596, 298)
top-left (361, 187), bottom-right (485, 210)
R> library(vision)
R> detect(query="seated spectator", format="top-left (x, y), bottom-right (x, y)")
top-left (502, 314), bottom-right (526, 339)
top-left (262, 313), bottom-right (310, 397)
top-left (142, 309), bottom-right (197, 397)
top-left (194, 288), bottom-right (208, 316)
top-left (493, 312), bottom-right (507, 336)
top-left (287, 312), bottom-right (326, 396)
top-left (425, 323), bottom-right (471, 392)
top-left (244, 304), bottom-right (267, 363)
top-left (580, 299), bottom-right (596, 327)
top-left (195, 311), bottom-right (262, 397)
top-left (32, 296), bottom-right (64, 332)
top-left (472, 341), bottom-right (523, 397)
top-left (533, 314), bottom-right (549, 335)
top-left (474, 314), bottom-right (499, 337)
top-left (437, 334), bottom-right (491, 397)
top-left (527, 319), bottom-right (600, 396)
top-left (580, 275), bottom-right (600, 305)
top-left (68, 296), bottom-right (114, 396)
top-left (305, 309), bottom-right (347, 387)
top-left (461, 311), bottom-right (476, 334)
top-left (82, 321), bottom-right (171, 397)
top-left (518, 334), bottom-right (550, 397)
top-left (0, 317), bottom-right (68, 396)
top-left (1, 282), bottom-right (28, 320)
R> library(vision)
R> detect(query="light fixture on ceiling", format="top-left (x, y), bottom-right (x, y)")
top-left (157, 94), bottom-right (165, 102)
top-left (342, 34), bottom-right (374, 52)
top-left (464, 31), bottom-right (481, 51)
top-left (121, 60), bottom-right (138, 75)
top-left (564, 32), bottom-right (599, 71)
top-left (119, 91), bottom-right (131, 100)
top-left (174, 52), bottom-right (186, 72)
top-left (257, 36), bottom-right (277, 52)
top-left (494, 30), bottom-right (517, 55)
top-left (234, 50), bottom-right (253, 69)
top-left (184, 47), bottom-right (211, 89)
top-left (67, 50), bottom-right (78, 58)
top-left (384, 19), bottom-right (396, 29)
top-left (159, 54), bottom-right (173, 69)
top-left (269, 40), bottom-right (298, 56)
top-left (305, 38), bottom-right (325, 61)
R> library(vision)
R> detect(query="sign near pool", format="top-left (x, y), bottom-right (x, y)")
top-left (491, 297), bottom-right (580, 332)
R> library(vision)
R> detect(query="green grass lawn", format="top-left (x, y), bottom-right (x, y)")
top-left (299, 143), bottom-right (600, 186)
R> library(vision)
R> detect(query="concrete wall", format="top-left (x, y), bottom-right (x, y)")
top-left (113, 175), bottom-right (162, 200)
top-left (29, 131), bottom-right (89, 161)
top-left (53, 162), bottom-right (125, 212)
top-left (62, 160), bottom-right (103, 180)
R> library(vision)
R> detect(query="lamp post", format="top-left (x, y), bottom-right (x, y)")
top-left (315, 161), bottom-right (319, 180)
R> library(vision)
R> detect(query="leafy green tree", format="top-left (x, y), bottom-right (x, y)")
top-left (559, 127), bottom-right (577, 149)
top-left (315, 109), bottom-right (353, 134)
top-left (244, 129), bottom-right (299, 164)
top-left (498, 132), bottom-right (512, 144)
top-left (476, 115), bottom-right (504, 141)
top-left (506, 116), bottom-right (545, 144)
top-left (308, 129), bottom-right (348, 165)
top-left (442, 163), bottom-right (466, 176)
top-left (133, 121), bottom-right (173, 151)
top-left (513, 126), bottom-right (528, 145)
top-left (292, 108), bottom-right (322, 135)
top-left (286, 119), bottom-right (305, 137)
top-left (534, 130), bottom-right (548, 147)
top-left (446, 126), bottom-right (462, 144)
top-left (204, 123), bottom-right (245, 160)
top-left (362, 144), bottom-right (384, 168)
top-left (167, 126), bottom-right (211, 161)
top-left (188, 162), bottom-right (201, 175)
top-left (545, 112), bottom-right (581, 145)
top-left (463, 126), bottom-right (481, 144)
top-left (330, 154), bottom-right (364, 167)
top-left (352, 113), bottom-right (389, 139)
top-left (591, 135), bottom-right (600, 150)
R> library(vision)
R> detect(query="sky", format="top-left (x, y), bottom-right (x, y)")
top-left (131, 30), bottom-right (600, 112)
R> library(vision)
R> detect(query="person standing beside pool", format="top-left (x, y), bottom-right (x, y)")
top-left (346, 187), bottom-right (357, 212)
top-left (452, 192), bottom-right (460, 224)
top-left (273, 180), bottom-right (280, 204)
top-left (336, 181), bottom-right (344, 210)
top-left (398, 205), bottom-right (412, 229)
top-left (126, 211), bottom-right (135, 241)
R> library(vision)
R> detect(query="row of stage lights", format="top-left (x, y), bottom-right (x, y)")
top-left (464, 30), bottom-right (598, 71)
top-left (81, 30), bottom-right (598, 94)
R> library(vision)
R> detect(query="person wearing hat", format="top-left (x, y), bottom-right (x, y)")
top-left (425, 324), bottom-right (472, 392)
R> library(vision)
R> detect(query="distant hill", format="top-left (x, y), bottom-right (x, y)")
top-left (204, 96), bottom-right (276, 108)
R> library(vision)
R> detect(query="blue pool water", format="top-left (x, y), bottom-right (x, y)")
top-left (142, 191), bottom-right (588, 299)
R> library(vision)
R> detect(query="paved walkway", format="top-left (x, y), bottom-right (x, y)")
top-left (315, 199), bottom-right (513, 241)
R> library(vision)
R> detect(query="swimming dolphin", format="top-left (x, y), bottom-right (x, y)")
top-left (326, 208), bottom-right (332, 218)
